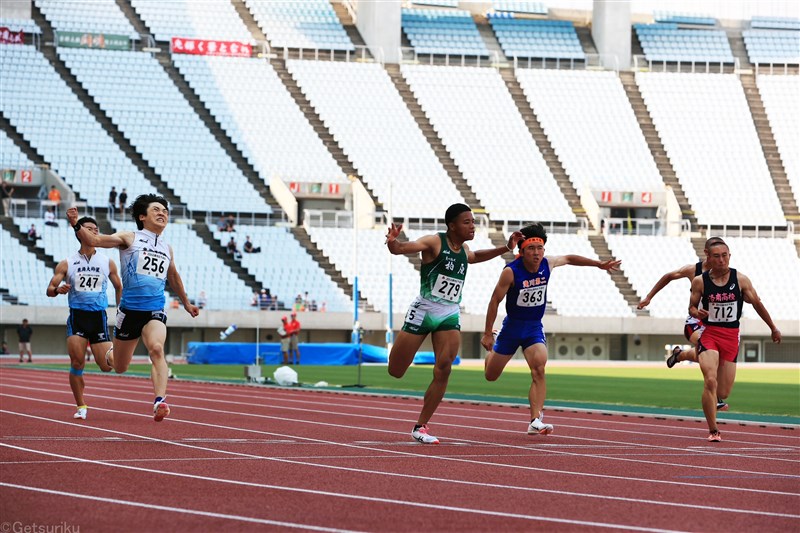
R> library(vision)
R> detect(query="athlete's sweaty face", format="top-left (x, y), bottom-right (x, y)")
top-left (83, 223), bottom-right (99, 236)
top-left (449, 211), bottom-right (475, 242)
top-left (141, 202), bottom-right (169, 231)
top-left (523, 243), bottom-right (544, 262)
top-left (707, 243), bottom-right (730, 272)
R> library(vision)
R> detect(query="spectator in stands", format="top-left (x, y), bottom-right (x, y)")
top-left (258, 289), bottom-right (270, 310)
top-left (250, 291), bottom-right (259, 307)
top-left (17, 318), bottom-right (33, 363)
top-left (118, 189), bottom-right (128, 214)
top-left (385, 203), bottom-right (522, 445)
top-left (44, 207), bottom-right (58, 227)
top-left (1, 181), bottom-right (14, 216)
top-left (319, 302), bottom-right (327, 313)
top-left (226, 237), bottom-right (241, 259)
top-left (309, 300), bottom-right (318, 312)
top-left (278, 316), bottom-right (291, 365)
top-left (27, 224), bottom-right (40, 241)
top-left (293, 294), bottom-right (304, 312)
top-left (216, 216), bottom-right (227, 233)
top-left (1, 341), bottom-right (8, 355)
top-left (225, 214), bottom-right (236, 232)
top-left (287, 312), bottom-right (301, 364)
top-left (688, 240), bottom-right (781, 443)
top-left (68, 194), bottom-right (200, 423)
top-left (48, 185), bottom-right (61, 215)
top-left (197, 290), bottom-right (207, 310)
top-left (481, 223), bottom-right (621, 437)
top-left (243, 236), bottom-right (261, 253)
top-left (108, 186), bottom-right (117, 217)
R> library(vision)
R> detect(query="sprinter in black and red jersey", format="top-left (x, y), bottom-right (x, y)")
top-left (688, 240), bottom-right (781, 443)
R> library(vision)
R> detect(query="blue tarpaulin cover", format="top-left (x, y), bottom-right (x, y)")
top-left (186, 343), bottom-right (459, 366)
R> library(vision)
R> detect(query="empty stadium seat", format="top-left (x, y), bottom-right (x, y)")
top-left (636, 72), bottom-right (785, 226)
top-left (490, 18), bottom-right (585, 60)
top-left (130, 0), bottom-right (253, 43)
top-left (401, 64), bottom-right (575, 223)
top-left (245, 0), bottom-right (354, 51)
top-left (634, 24), bottom-right (735, 64)
top-left (59, 48), bottom-right (271, 214)
top-left (516, 69), bottom-right (664, 193)
top-left (173, 54), bottom-right (344, 186)
top-left (35, 0), bottom-right (139, 39)
top-left (287, 60), bottom-right (465, 219)
top-left (401, 8), bottom-right (490, 57)
top-left (757, 75), bottom-right (800, 208)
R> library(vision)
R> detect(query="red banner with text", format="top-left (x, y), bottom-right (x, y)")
top-left (0, 28), bottom-right (24, 45)
top-left (171, 37), bottom-right (252, 57)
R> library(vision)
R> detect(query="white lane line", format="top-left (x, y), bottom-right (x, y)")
top-left (6, 370), bottom-right (798, 443)
top-left (0, 481), bottom-right (358, 532)
top-left (2, 404), bottom-right (799, 503)
top-left (0, 444), bottom-right (687, 533)
top-left (4, 378), bottom-right (799, 469)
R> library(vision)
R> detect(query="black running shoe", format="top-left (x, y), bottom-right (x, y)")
top-left (666, 346), bottom-right (682, 368)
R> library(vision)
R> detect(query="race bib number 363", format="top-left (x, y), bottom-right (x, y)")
top-left (708, 301), bottom-right (738, 323)
top-left (433, 274), bottom-right (463, 303)
top-left (75, 274), bottom-right (102, 292)
top-left (516, 286), bottom-right (546, 307)
top-left (136, 250), bottom-right (168, 280)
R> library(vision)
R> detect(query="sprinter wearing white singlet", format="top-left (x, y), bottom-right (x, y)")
top-left (47, 216), bottom-right (122, 420)
top-left (68, 194), bottom-right (199, 422)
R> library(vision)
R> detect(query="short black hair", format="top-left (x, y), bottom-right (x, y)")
top-left (518, 223), bottom-right (547, 248)
top-left (131, 194), bottom-right (168, 230)
top-left (444, 203), bottom-right (471, 227)
top-left (73, 216), bottom-right (98, 242)
top-left (704, 236), bottom-right (725, 250)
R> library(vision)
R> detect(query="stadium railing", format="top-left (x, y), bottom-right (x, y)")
top-left (398, 46), bottom-right (503, 67)
top-left (512, 53), bottom-right (619, 72)
top-left (632, 54), bottom-right (739, 74)
top-left (281, 44), bottom-right (379, 64)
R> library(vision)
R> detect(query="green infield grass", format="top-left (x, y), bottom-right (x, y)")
top-left (37, 362), bottom-right (799, 417)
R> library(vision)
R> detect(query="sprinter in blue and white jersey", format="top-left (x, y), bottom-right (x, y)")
top-left (68, 195), bottom-right (199, 421)
top-left (481, 223), bottom-right (620, 436)
top-left (46, 216), bottom-right (122, 420)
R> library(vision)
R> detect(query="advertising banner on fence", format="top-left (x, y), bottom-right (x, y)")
top-left (0, 28), bottom-right (24, 44)
top-left (57, 31), bottom-right (129, 50)
top-left (171, 37), bottom-right (252, 57)
top-left (287, 181), bottom-right (349, 199)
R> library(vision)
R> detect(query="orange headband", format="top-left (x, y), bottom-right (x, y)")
top-left (519, 237), bottom-right (544, 250)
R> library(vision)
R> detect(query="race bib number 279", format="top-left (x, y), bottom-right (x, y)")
top-left (433, 274), bottom-right (463, 303)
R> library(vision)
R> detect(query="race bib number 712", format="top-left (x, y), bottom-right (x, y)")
top-left (708, 301), bottom-right (738, 323)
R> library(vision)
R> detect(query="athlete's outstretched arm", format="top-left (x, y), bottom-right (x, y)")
top-left (45, 260), bottom-right (70, 297)
top-left (166, 246), bottom-right (199, 317)
top-left (549, 255), bottom-right (621, 271)
top-left (108, 260), bottom-right (122, 308)
top-left (385, 223), bottom-right (436, 256)
top-left (638, 263), bottom-right (694, 309)
top-left (481, 267), bottom-right (514, 351)
top-left (67, 207), bottom-right (133, 249)
top-left (740, 273), bottom-right (781, 343)
top-left (468, 231), bottom-right (523, 264)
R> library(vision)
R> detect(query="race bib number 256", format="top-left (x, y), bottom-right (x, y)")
top-left (136, 250), bottom-right (168, 280)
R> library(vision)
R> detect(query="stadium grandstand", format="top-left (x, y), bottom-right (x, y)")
top-left (0, 0), bottom-right (798, 364)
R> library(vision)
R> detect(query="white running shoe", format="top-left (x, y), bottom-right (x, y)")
top-left (528, 418), bottom-right (554, 435)
top-left (153, 400), bottom-right (170, 422)
top-left (73, 406), bottom-right (87, 420)
top-left (411, 424), bottom-right (440, 444)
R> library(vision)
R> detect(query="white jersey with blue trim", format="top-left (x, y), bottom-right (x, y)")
top-left (120, 229), bottom-right (171, 311)
top-left (67, 251), bottom-right (110, 311)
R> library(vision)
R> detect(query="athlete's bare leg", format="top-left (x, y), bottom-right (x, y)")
top-left (89, 341), bottom-right (113, 372)
top-left (416, 329), bottom-right (460, 426)
top-left (388, 330), bottom-right (428, 379)
top-left (523, 343), bottom-right (549, 420)
top-left (698, 349), bottom-right (721, 432)
top-left (142, 320), bottom-right (168, 398)
top-left (66, 336), bottom-right (88, 407)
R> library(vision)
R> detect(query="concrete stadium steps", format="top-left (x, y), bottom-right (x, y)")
top-left (619, 70), bottom-right (697, 229)
top-left (588, 234), bottom-right (644, 314)
top-left (740, 73), bottom-right (799, 221)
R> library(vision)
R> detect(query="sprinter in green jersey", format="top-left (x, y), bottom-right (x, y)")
top-left (386, 203), bottom-right (522, 444)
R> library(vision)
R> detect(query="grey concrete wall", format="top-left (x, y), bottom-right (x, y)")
top-left (355, 0), bottom-right (401, 63)
top-left (592, 0), bottom-right (632, 69)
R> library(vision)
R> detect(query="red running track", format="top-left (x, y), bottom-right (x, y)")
top-left (1, 366), bottom-right (799, 532)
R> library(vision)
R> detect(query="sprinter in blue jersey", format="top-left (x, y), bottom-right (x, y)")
top-left (68, 195), bottom-right (199, 421)
top-left (481, 223), bottom-right (620, 435)
top-left (46, 216), bottom-right (122, 420)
